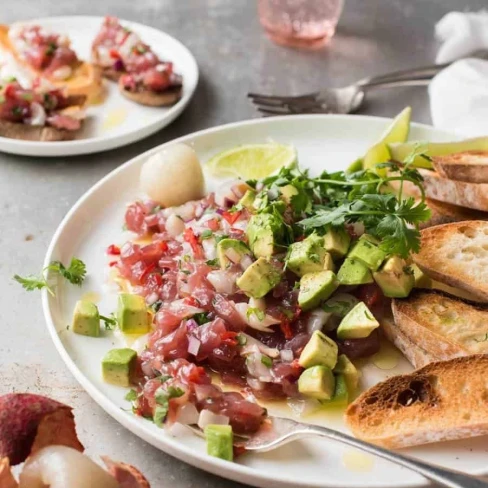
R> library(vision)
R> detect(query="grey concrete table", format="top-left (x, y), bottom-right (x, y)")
top-left (0, 0), bottom-right (485, 486)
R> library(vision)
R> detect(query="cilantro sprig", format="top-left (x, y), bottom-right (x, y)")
top-left (14, 257), bottom-right (87, 296)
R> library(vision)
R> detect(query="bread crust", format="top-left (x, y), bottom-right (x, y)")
top-left (432, 150), bottom-right (488, 183)
top-left (0, 120), bottom-right (78, 142)
top-left (118, 82), bottom-right (182, 107)
top-left (420, 198), bottom-right (488, 229)
top-left (413, 221), bottom-right (488, 301)
top-left (345, 354), bottom-right (488, 448)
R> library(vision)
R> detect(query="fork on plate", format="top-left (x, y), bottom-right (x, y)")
top-left (248, 50), bottom-right (488, 115)
top-left (187, 416), bottom-right (488, 488)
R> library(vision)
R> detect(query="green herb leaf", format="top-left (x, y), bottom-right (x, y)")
top-left (205, 258), bottom-right (219, 267)
top-left (125, 389), bottom-right (138, 402)
top-left (237, 334), bottom-right (247, 346)
top-left (200, 229), bottom-right (213, 239)
top-left (47, 258), bottom-right (87, 286)
top-left (246, 307), bottom-right (265, 321)
top-left (193, 312), bottom-right (210, 325)
top-left (13, 274), bottom-right (54, 296)
top-left (100, 313), bottom-right (117, 330)
top-left (260, 355), bottom-right (272, 367)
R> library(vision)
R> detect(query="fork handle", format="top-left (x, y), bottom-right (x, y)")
top-left (303, 425), bottom-right (488, 488)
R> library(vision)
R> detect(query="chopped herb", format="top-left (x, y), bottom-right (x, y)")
top-left (45, 42), bottom-right (57, 56)
top-left (214, 234), bottom-right (229, 244)
top-left (206, 258), bottom-right (219, 267)
top-left (236, 334), bottom-right (247, 346)
top-left (200, 229), bottom-right (213, 239)
top-left (193, 312), bottom-right (210, 325)
top-left (100, 313), bottom-right (117, 330)
top-left (260, 355), bottom-right (272, 367)
top-left (153, 405), bottom-right (168, 427)
top-left (281, 308), bottom-right (294, 319)
top-left (12, 106), bottom-right (23, 117)
top-left (246, 307), bottom-right (265, 321)
top-left (158, 374), bottom-right (172, 383)
top-left (5, 76), bottom-right (16, 82)
top-left (125, 389), bottom-right (138, 402)
top-left (322, 300), bottom-right (352, 316)
top-left (20, 92), bottom-right (33, 102)
top-left (150, 300), bottom-right (163, 313)
top-left (14, 257), bottom-right (86, 296)
top-left (183, 254), bottom-right (192, 263)
top-left (180, 270), bottom-right (191, 275)
top-left (153, 385), bottom-right (185, 426)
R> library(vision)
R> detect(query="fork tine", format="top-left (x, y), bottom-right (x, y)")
top-left (248, 92), bottom-right (318, 104)
top-left (256, 106), bottom-right (294, 116)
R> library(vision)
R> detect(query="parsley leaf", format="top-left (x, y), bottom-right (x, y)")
top-left (153, 385), bottom-right (185, 427)
top-left (13, 274), bottom-right (54, 296)
top-left (100, 313), bottom-right (117, 330)
top-left (125, 389), bottom-right (138, 402)
top-left (200, 229), bottom-right (213, 239)
top-left (193, 312), bottom-right (210, 325)
top-left (260, 355), bottom-right (272, 367)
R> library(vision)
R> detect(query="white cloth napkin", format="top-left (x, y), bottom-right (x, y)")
top-left (429, 11), bottom-right (488, 136)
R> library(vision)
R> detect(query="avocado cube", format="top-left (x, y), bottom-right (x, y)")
top-left (101, 348), bottom-right (136, 387)
top-left (299, 330), bottom-right (338, 369)
top-left (205, 424), bottom-right (233, 461)
top-left (286, 235), bottom-right (327, 277)
top-left (323, 252), bottom-right (334, 272)
top-left (347, 238), bottom-right (386, 271)
top-left (321, 374), bottom-right (349, 407)
top-left (323, 228), bottom-right (350, 259)
top-left (373, 256), bottom-right (415, 298)
top-left (217, 238), bottom-right (251, 269)
top-left (334, 354), bottom-right (359, 394)
top-left (298, 270), bottom-right (338, 311)
top-left (410, 263), bottom-right (432, 289)
top-left (72, 300), bottom-right (100, 337)
top-left (117, 293), bottom-right (149, 334)
top-left (279, 184), bottom-right (299, 203)
top-left (337, 258), bottom-right (373, 285)
top-left (246, 213), bottom-right (284, 258)
top-left (236, 257), bottom-right (281, 298)
top-left (238, 189), bottom-right (256, 211)
top-left (337, 302), bottom-right (379, 340)
top-left (298, 365), bottom-right (335, 401)
top-left (359, 233), bottom-right (380, 245)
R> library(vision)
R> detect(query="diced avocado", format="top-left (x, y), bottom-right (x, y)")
top-left (323, 228), bottom-right (350, 259)
top-left (205, 424), bottom-right (233, 461)
top-left (299, 330), bottom-right (338, 369)
top-left (347, 237), bottom-right (386, 271)
top-left (337, 302), bottom-right (379, 340)
top-left (217, 238), bottom-right (251, 269)
top-left (279, 184), bottom-right (299, 203)
top-left (373, 256), bottom-right (415, 298)
top-left (322, 293), bottom-right (359, 317)
top-left (411, 263), bottom-right (432, 288)
top-left (298, 365), bottom-right (335, 401)
top-left (238, 189), bottom-right (256, 210)
top-left (72, 300), bottom-right (100, 337)
top-left (323, 252), bottom-right (334, 271)
top-left (321, 374), bottom-right (349, 407)
top-left (298, 270), bottom-right (338, 311)
top-left (286, 234), bottom-right (327, 276)
top-left (337, 258), bottom-right (373, 285)
top-left (346, 157), bottom-right (363, 173)
top-left (101, 348), bottom-right (136, 387)
top-left (246, 213), bottom-right (284, 258)
top-left (334, 354), bottom-right (359, 394)
top-left (117, 293), bottom-right (150, 334)
top-left (359, 233), bottom-right (380, 245)
top-left (236, 257), bottom-right (281, 298)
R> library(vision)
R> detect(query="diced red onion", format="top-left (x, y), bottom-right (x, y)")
top-left (197, 409), bottom-right (230, 429)
top-left (166, 214), bottom-right (185, 237)
top-left (240, 254), bottom-right (253, 271)
top-left (225, 247), bottom-right (242, 264)
top-left (215, 208), bottom-right (225, 216)
top-left (202, 238), bottom-right (217, 260)
top-left (185, 319), bottom-right (199, 332)
top-left (234, 303), bottom-right (277, 333)
top-left (239, 333), bottom-right (279, 358)
top-left (246, 352), bottom-right (273, 382)
top-left (247, 377), bottom-right (265, 391)
top-left (280, 349), bottom-right (294, 362)
top-left (146, 292), bottom-right (159, 306)
top-left (176, 403), bottom-right (200, 425)
top-left (187, 336), bottom-right (201, 356)
top-left (306, 309), bottom-right (332, 334)
top-left (207, 270), bottom-right (236, 294)
top-left (113, 59), bottom-right (124, 71)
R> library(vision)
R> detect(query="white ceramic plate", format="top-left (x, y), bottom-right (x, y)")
top-left (42, 115), bottom-right (488, 488)
top-left (0, 16), bottom-right (198, 157)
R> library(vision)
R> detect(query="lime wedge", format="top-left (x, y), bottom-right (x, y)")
top-left (362, 107), bottom-right (412, 174)
top-left (206, 143), bottom-right (297, 179)
top-left (389, 135), bottom-right (488, 169)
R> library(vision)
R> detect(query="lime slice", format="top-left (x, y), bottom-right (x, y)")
top-left (206, 143), bottom-right (297, 179)
top-left (362, 106), bottom-right (412, 174)
top-left (388, 135), bottom-right (488, 169)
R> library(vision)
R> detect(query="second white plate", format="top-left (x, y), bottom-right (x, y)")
top-left (0, 16), bottom-right (198, 157)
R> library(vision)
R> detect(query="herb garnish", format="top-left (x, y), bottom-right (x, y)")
top-left (14, 257), bottom-right (87, 296)
top-left (153, 385), bottom-right (185, 427)
top-left (100, 313), bottom-right (117, 330)
top-left (246, 307), bottom-right (265, 321)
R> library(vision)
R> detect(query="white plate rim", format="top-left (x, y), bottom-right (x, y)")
top-left (41, 114), bottom-right (468, 488)
top-left (0, 15), bottom-right (199, 157)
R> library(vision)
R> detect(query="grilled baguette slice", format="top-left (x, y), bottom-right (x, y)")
top-left (413, 221), bottom-right (488, 301)
top-left (432, 150), bottom-right (488, 183)
top-left (345, 355), bottom-right (488, 448)
top-left (381, 316), bottom-right (437, 368)
top-left (391, 289), bottom-right (488, 361)
top-left (420, 198), bottom-right (488, 229)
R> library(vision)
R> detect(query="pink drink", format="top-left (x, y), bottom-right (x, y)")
top-left (258, 0), bottom-right (344, 49)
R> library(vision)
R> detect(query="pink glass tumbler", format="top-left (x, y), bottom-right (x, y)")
top-left (258, 0), bottom-right (344, 49)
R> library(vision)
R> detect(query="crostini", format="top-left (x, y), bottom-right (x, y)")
top-left (91, 17), bottom-right (182, 107)
top-left (0, 23), bottom-right (102, 103)
top-left (0, 78), bottom-right (85, 141)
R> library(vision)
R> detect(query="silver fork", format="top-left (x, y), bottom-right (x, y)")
top-left (187, 416), bottom-right (488, 488)
top-left (248, 50), bottom-right (488, 115)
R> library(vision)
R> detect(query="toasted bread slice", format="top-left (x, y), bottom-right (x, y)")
top-left (119, 80), bottom-right (182, 107)
top-left (400, 169), bottom-right (488, 212)
top-left (381, 316), bottom-right (436, 368)
top-left (432, 151), bottom-right (488, 183)
top-left (392, 289), bottom-right (488, 361)
top-left (413, 221), bottom-right (488, 301)
top-left (0, 120), bottom-right (78, 141)
top-left (0, 25), bottom-right (102, 103)
top-left (345, 355), bottom-right (488, 448)
top-left (420, 198), bottom-right (488, 229)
